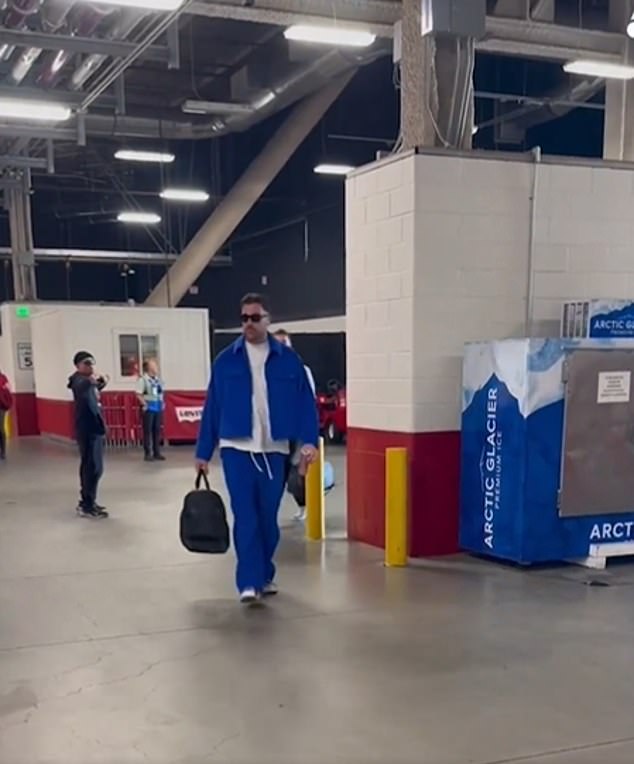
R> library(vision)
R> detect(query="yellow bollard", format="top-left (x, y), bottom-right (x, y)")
top-left (385, 447), bottom-right (409, 567)
top-left (305, 437), bottom-right (325, 541)
top-left (3, 411), bottom-right (10, 439)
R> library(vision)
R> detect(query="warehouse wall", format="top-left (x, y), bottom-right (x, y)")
top-left (345, 148), bottom-right (634, 556)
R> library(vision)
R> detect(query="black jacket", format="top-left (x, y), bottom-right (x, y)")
top-left (67, 373), bottom-right (106, 437)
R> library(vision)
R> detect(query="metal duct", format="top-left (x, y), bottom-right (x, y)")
top-left (84, 44), bottom-right (389, 139)
top-left (70, 8), bottom-right (146, 90)
top-left (0, 0), bottom-right (41, 62)
top-left (8, 0), bottom-right (76, 85)
top-left (36, 3), bottom-right (112, 87)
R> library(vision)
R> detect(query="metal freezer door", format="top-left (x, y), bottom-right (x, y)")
top-left (560, 349), bottom-right (634, 517)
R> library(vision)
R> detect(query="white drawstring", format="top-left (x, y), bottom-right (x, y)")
top-left (261, 453), bottom-right (273, 481)
top-left (249, 452), bottom-right (273, 481)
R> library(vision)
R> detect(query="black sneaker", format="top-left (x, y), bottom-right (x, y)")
top-left (144, 454), bottom-right (154, 462)
top-left (76, 505), bottom-right (109, 519)
top-left (154, 454), bottom-right (166, 461)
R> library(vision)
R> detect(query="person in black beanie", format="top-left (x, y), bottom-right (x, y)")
top-left (67, 351), bottom-right (109, 519)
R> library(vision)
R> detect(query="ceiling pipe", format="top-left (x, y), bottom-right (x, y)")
top-left (478, 77), bottom-right (605, 133)
top-left (0, 0), bottom-right (41, 62)
top-left (36, 3), bottom-right (113, 87)
top-left (85, 44), bottom-right (389, 138)
top-left (70, 8), bottom-right (147, 90)
top-left (8, 0), bottom-right (77, 85)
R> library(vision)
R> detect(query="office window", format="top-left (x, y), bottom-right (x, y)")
top-left (119, 334), bottom-right (140, 377)
top-left (118, 333), bottom-right (160, 377)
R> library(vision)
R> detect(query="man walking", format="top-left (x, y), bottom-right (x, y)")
top-left (196, 294), bottom-right (319, 604)
top-left (67, 351), bottom-right (108, 519)
top-left (137, 358), bottom-right (166, 462)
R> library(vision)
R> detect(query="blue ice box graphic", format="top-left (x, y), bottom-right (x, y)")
top-left (460, 338), bottom-right (634, 564)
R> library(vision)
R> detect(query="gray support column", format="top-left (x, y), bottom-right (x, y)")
top-left (3, 170), bottom-right (37, 301)
top-left (146, 71), bottom-right (355, 307)
top-left (400, 0), bottom-right (477, 150)
top-left (604, 0), bottom-right (634, 159)
top-left (400, 0), bottom-right (436, 149)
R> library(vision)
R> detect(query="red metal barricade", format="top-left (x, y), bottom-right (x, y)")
top-left (100, 392), bottom-right (143, 449)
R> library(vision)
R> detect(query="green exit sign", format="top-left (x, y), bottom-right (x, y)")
top-left (15, 306), bottom-right (31, 319)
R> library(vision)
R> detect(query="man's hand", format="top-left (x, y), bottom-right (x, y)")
top-left (195, 460), bottom-right (209, 474)
top-left (300, 444), bottom-right (318, 465)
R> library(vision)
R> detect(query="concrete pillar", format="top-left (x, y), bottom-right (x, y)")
top-left (146, 71), bottom-right (354, 307)
top-left (400, 0), bottom-right (436, 149)
top-left (2, 170), bottom-right (36, 301)
top-left (604, 0), bottom-right (634, 160)
top-left (400, 0), bottom-right (475, 151)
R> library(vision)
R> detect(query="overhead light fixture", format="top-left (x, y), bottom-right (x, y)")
top-left (253, 90), bottom-right (276, 109)
top-left (472, 125), bottom-right (479, 136)
top-left (114, 149), bottom-right (175, 163)
top-left (284, 24), bottom-right (376, 47)
top-left (314, 163), bottom-right (355, 176)
top-left (628, 12), bottom-right (634, 39)
top-left (92, 0), bottom-right (183, 10)
top-left (117, 211), bottom-right (161, 224)
top-left (563, 59), bottom-right (634, 80)
top-left (160, 188), bottom-right (210, 202)
top-left (0, 97), bottom-right (71, 122)
top-left (182, 99), bottom-right (254, 115)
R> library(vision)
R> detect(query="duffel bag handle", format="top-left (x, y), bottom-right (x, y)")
top-left (195, 470), bottom-right (211, 491)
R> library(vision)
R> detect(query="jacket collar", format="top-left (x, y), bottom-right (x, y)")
top-left (233, 334), bottom-right (283, 356)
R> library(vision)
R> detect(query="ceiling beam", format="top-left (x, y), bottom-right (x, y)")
top-left (190, 2), bottom-right (626, 62)
top-left (0, 28), bottom-right (170, 61)
top-left (188, 1), bottom-right (397, 37)
top-left (482, 16), bottom-right (625, 61)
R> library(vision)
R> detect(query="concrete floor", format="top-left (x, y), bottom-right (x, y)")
top-left (2, 442), bottom-right (634, 764)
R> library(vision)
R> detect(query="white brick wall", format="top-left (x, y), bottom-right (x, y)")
top-left (346, 151), bottom-right (634, 433)
top-left (346, 153), bottom-right (416, 432)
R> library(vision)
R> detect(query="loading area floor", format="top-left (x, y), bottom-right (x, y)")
top-left (2, 439), bottom-right (634, 764)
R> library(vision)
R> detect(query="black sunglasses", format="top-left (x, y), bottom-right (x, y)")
top-left (241, 313), bottom-right (267, 324)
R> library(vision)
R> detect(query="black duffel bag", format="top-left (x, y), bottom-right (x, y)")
top-left (180, 471), bottom-right (230, 554)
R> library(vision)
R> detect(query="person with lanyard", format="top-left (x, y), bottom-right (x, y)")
top-left (195, 293), bottom-right (319, 604)
top-left (137, 358), bottom-right (166, 462)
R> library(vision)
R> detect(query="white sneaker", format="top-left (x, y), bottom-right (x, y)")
top-left (239, 588), bottom-right (259, 604)
top-left (262, 582), bottom-right (278, 597)
top-left (293, 509), bottom-right (306, 522)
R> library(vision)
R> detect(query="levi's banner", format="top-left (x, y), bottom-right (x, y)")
top-left (163, 392), bottom-right (205, 442)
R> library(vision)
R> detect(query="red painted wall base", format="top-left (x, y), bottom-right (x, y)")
top-left (14, 392), bottom-right (39, 436)
top-left (347, 427), bottom-right (460, 557)
top-left (37, 398), bottom-right (74, 440)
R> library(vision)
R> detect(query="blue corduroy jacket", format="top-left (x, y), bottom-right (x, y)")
top-left (195, 335), bottom-right (319, 461)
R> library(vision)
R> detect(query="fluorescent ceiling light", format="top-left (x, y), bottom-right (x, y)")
top-left (117, 211), bottom-right (161, 224)
top-left (284, 24), bottom-right (376, 47)
top-left (314, 163), bottom-right (355, 176)
top-left (114, 149), bottom-right (175, 163)
top-left (563, 59), bottom-right (634, 80)
top-left (628, 13), bottom-right (634, 39)
top-left (160, 188), bottom-right (210, 202)
top-left (92, 0), bottom-right (183, 10)
top-left (0, 97), bottom-right (71, 122)
top-left (472, 125), bottom-right (479, 136)
top-left (253, 90), bottom-right (276, 109)
top-left (182, 99), bottom-right (253, 115)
